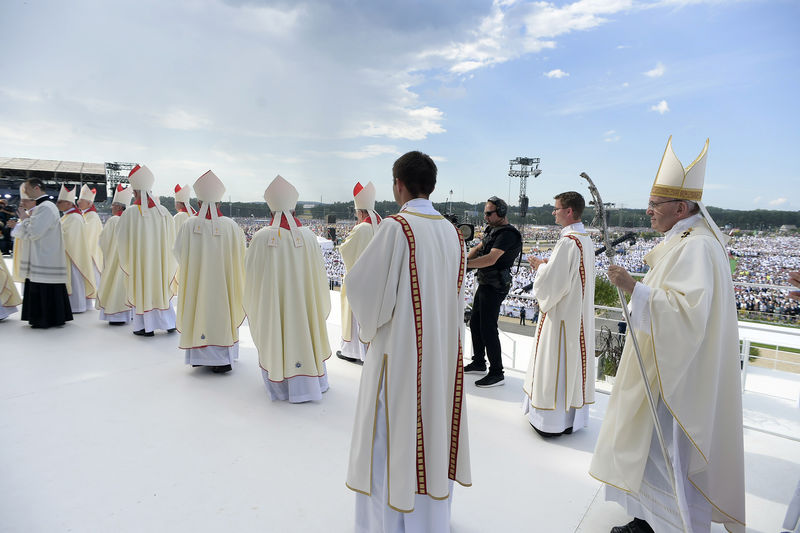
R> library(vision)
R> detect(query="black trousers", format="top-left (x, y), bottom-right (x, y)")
top-left (469, 283), bottom-right (509, 376)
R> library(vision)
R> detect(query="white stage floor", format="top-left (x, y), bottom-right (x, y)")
top-left (1, 261), bottom-right (797, 532)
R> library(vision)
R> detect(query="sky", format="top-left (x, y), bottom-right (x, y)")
top-left (1, 0), bottom-right (798, 210)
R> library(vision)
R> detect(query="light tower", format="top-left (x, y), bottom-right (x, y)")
top-left (508, 157), bottom-right (542, 218)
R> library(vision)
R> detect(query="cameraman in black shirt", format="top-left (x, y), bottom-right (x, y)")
top-left (464, 196), bottom-right (522, 387)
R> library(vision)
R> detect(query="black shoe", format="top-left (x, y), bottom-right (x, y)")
top-left (531, 423), bottom-right (562, 438)
top-left (475, 373), bottom-right (504, 388)
top-left (109, 321), bottom-right (126, 326)
top-left (166, 328), bottom-right (176, 333)
top-left (611, 518), bottom-right (655, 533)
top-left (336, 350), bottom-right (359, 363)
top-left (464, 361), bottom-right (487, 374)
top-left (191, 365), bottom-right (202, 368)
top-left (211, 364), bottom-right (232, 374)
top-left (133, 329), bottom-right (154, 337)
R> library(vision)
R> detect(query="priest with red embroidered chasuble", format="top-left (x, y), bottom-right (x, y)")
top-left (345, 151), bottom-right (470, 532)
top-left (174, 170), bottom-right (245, 374)
top-left (523, 191), bottom-right (595, 438)
top-left (338, 180), bottom-right (381, 364)
top-left (97, 184), bottom-right (133, 325)
top-left (117, 164), bottom-right (177, 337)
top-left (243, 175), bottom-right (331, 402)
top-left (590, 137), bottom-right (745, 533)
top-left (57, 184), bottom-right (96, 313)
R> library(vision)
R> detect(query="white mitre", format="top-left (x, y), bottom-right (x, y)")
top-left (112, 184), bottom-right (133, 206)
top-left (174, 183), bottom-right (192, 204)
top-left (353, 181), bottom-right (379, 232)
top-left (19, 184), bottom-right (32, 200)
top-left (651, 136), bottom-right (728, 246)
top-left (194, 170), bottom-right (226, 236)
top-left (79, 184), bottom-right (97, 203)
top-left (57, 184), bottom-right (76, 204)
top-left (264, 175), bottom-right (303, 248)
top-left (128, 164), bottom-right (161, 216)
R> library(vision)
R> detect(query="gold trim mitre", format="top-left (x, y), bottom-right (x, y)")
top-left (651, 136), bottom-right (709, 202)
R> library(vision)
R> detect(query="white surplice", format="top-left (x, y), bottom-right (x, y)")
top-left (345, 198), bottom-right (470, 527)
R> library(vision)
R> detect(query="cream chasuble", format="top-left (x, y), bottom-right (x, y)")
top-left (524, 225), bottom-right (595, 411)
top-left (83, 209), bottom-right (104, 272)
top-left (345, 206), bottom-right (471, 513)
top-left (171, 211), bottom-right (192, 294)
top-left (60, 211), bottom-right (97, 298)
top-left (117, 201), bottom-right (177, 314)
top-left (590, 221), bottom-right (745, 533)
top-left (174, 216), bottom-right (246, 350)
top-left (0, 255), bottom-right (22, 308)
top-left (340, 221), bottom-right (377, 342)
top-left (12, 230), bottom-right (25, 283)
top-left (96, 216), bottom-right (129, 315)
top-left (243, 223), bottom-right (331, 382)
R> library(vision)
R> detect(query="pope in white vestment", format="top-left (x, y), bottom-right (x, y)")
top-left (345, 151), bottom-right (470, 533)
top-left (117, 165), bottom-right (178, 336)
top-left (590, 138), bottom-right (745, 533)
top-left (338, 181), bottom-right (381, 363)
top-left (174, 171), bottom-right (245, 373)
top-left (57, 185), bottom-right (97, 314)
top-left (243, 175), bottom-right (331, 402)
top-left (97, 185), bottom-right (134, 325)
top-left (523, 191), bottom-right (595, 437)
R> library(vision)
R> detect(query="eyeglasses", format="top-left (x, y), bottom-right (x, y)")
top-left (484, 211), bottom-right (496, 216)
top-left (647, 199), bottom-right (682, 209)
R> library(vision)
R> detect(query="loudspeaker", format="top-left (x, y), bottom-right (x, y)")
top-left (327, 227), bottom-right (337, 241)
top-left (326, 214), bottom-right (337, 224)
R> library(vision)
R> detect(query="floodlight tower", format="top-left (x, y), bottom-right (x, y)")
top-left (508, 157), bottom-right (542, 218)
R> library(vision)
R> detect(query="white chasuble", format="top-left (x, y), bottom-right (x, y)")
top-left (83, 209), bottom-right (104, 273)
top-left (96, 216), bottom-right (129, 316)
top-left (173, 216), bottom-right (245, 350)
top-left (340, 221), bottom-right (376, 342)
top-left (117, 202), bottom-right (177, 314)
top-left (243, 224), bottom-right (331, 382)
top-left (0, 255), bottom-right (22, 309)
top-left (11, 232), bottom-right (25, 283)
top-left (345, 207), bottom-right (471, 513)
top-left (590, 221), bottom-right (745, 533)
top-left (171, 211), bottom-right (192, 295)
top-left (524, 226), bottom-right (595, 413)
top-left (60, 211), bottom-right (97, 298)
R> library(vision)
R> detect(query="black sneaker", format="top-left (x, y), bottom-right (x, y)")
top-left (211, 364), bottom-right (233, 374)
top-left (475, 374), bottom-right (504, 387)
top-left (464, 361), bottom-right (487, 374)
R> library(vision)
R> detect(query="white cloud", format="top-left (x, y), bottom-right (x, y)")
top-left (603, 129), bottom-right (620, 142)
top-left (353, 106), bottom-right (446, 141)
top-left (650, 100), bottom-right (670, 114)
top-left (329, 145), bottom-right (400, 160)
top-left (769, 197), bottom-right (788, 206)
top-left (544, 69), bottom-right (570, 79)
top-left (753, 196), bottom-right (762, 204)
top-left (644, 62), bottom-right (666, 78)
top-left (622, 82), bottom-right (630, 87)
top-left (158, 109), bottom-right (212, 131)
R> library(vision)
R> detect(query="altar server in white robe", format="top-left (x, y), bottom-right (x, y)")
top-left (78, 184), bottom-right (103, 290)
top-left (12, 184), bottom-right (36, 283)
top-left (244, 175), bottom-right (331, 402)
top-left (524, 191), bottom-right (595, 437)
top-left (16, 178), bottom-right (72, 328)
top-left (57, 185), bottom-right (96, 313)
top-left (97, 184), bottom-right (133, 325)
top-left (0, 246), bottom-right (22, 320)
top-left (590, 137), bottom-right (745, 533)
top-left (117, 164), bottom-right (178, 337)
top-left (174, 170), bottom-right (245, 374)
top-left (345, 151), bottom-right (471, 533)
top-left (337, 181), bottom-right (381, 364)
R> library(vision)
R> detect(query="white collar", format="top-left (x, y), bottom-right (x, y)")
top-left (560, 221), bottom-right (585, 237)
top-left (400, 198), bottom-right (439, 216)
top-left (664, 213), bottom-right (703, 241)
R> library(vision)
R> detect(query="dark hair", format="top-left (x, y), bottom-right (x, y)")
top-left (554, 191), bottom-right (585, 217)
top-left (25, 178), bottom-right (45, 191)
top-left (392, 151), bottom-right (437, 197)
top-left (487, 196), bottom-right (508, 218)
